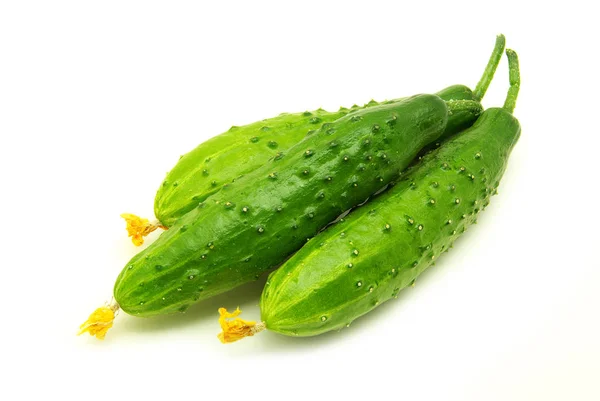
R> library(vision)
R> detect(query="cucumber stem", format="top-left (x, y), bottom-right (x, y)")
top-left (473, 34), bottom-right (506, 101)
top-left (445, 99), bottom-right (483, 117)
top-left (503, 49), bottom-right (520, 113)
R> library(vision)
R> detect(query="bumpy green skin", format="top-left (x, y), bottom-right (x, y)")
top-left (154, 87), bottom-right (476, 227)
top-left (260, 108), bottom-right (520, 336)
top-left (154, 108), bottom-right (351, 227)
top-left (114, 95), bottom-right (467, 317)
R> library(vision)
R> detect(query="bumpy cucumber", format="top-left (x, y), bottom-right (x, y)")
top-left (155, 107), bottom-right (355, 227)
top-left (150, 35), bottom-right (505, 229)
top-left (155, 92), bottom-right (459, 227)
top-left (258, 50), bottom-right (521, 337)
top-left (115, 94), bottom-right (482, 317)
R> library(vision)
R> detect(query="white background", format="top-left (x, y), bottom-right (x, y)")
top-left (1, 1), bottom-right (598, 400)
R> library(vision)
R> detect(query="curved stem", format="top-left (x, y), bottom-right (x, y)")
top-left (473, 34), bottom-right (506, 101)
top-left (503, 49), bottom-right (520, 114)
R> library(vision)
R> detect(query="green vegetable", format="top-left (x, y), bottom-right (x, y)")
top-left (122, 36), bottom-right (506, 246)
top-left (155, 108), bottom-right (358, 227)
top-left (80, 36), bottom-right (505, 340)
top-left (228, 49), bottom-right (521, 340)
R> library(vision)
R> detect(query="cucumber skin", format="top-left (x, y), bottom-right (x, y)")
top-left (260, 108), bottom-right (520, 336)
top-left (154, 108), bottom-right (351, 227)
top-left (114, 95), bottom-right (453, 316)
top-left (154, 86), bottom-right (475, 227)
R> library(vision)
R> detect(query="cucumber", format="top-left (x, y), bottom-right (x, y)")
top-left (123, 36), bottom-right (506, 246)
top-left (155, 107), bottom-right (361, 227)
top-left (220, 49), bottom-right (521, 341)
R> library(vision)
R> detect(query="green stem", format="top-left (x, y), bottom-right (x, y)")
top-left (473, 34), bottom-right (506, 101)
top-left (503, 49), bottom-right (520, 114)
top-left (446, 99), bottom-right (483, 116)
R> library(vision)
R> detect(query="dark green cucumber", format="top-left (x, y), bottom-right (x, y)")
top-left (149, 35), bottom-right (506, 229)
top-left (114, 94), bottom-right (483, 317)
top-left (259, 49), bottom-right (521, 337)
